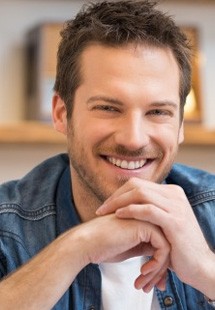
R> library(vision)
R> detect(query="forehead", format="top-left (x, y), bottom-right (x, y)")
top-left (76, 44), bottom-right (180, 111)
top-left (75, 45), bottom-right (180, 114)
top-left (80, 43), bottom-right (180, 81)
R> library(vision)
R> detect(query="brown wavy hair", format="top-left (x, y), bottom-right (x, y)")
top-left (54, 0), bottom-right (192, 119)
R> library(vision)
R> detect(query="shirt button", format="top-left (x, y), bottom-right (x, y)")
top-left (88, 306), bottom-right (95, 310)
top-left (163, 296), bottom-right (174, 307)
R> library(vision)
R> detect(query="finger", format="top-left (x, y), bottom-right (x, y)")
top-left (135, 230), bottom-right (169, 292)
top-left (135, 262), bottom-right (168, 292)
top-left (97, 178), bottom-right (148, 215)
top-left (137, 230), bottom-right (170, 287)
top-left (96, 188), bottom-right (134, 215)
top-left (135, 268), bottom-right (167, 292)
top-left (97, 189), bottom-right (169, 215)
top-left (140, 253), bottom-right (169, 277)
top-left (107, 178), bottom-right (177, 203)
top-left (156, 274), bottom-right (167, 291)
top-left (97, 181), bottom-right (174, 216)
top-left (142, 273), bottom-right (167, 293)
top-left (116, 204), bottom-right (170, 232)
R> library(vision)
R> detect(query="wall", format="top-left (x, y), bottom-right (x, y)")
top-left (0, 0), bottom-right (214, 183)
top-left (1, 0), bottom-right (215, 127)
top-left (160, 1), bottom-right (215, 129)
top-left (0, 0), bottom-right (85, 122)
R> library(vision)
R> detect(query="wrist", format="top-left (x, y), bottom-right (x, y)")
top-left (58, 225), bottom-right (91, 271)
top-left (190, 251), bottom-right (215, 300)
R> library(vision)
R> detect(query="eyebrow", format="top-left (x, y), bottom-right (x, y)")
top-left (87, 95), bottom-right (123, 106)
top-left (149, 101), bottom-right (178, 110)
top-left (87, 96), bottom-right (178, 109)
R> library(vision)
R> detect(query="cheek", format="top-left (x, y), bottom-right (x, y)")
top-left (81, 118), bottom-right (116, 143)
top-left (70, 124), bottom-right (107, 160)
top-left (152, 126), bottom-right (180, 152)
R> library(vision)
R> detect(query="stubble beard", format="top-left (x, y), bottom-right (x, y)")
top-left (67, 125), bottom-right (177, 207)
top-left (67, 126), bottom-right (115, 205)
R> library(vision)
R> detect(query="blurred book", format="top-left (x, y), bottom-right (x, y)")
top-left (25, 23), bottom-right (63, 122)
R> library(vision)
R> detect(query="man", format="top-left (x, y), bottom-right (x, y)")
top-left (0, 0), bottom-right (215, 309)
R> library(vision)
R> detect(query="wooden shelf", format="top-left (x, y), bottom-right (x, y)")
top-left (0, 122), bottom-right (214, 145)
top-left (0, 121), bottom-right (66, 144)
top-left (184, 123), bottom-right (215, 145)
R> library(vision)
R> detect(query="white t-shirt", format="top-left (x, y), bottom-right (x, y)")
top-left (99, 257), bottom-right (160, 310)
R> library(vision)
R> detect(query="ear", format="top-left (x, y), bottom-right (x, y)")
top-left (52, 93), bottom-right (67, 135)
top-left (178, 122), bottom-right (184, 144)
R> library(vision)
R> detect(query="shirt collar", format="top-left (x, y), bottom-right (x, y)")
top-left (55, 166), bottom-right (81, 236)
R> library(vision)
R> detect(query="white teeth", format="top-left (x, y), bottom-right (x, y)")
top-left (121, 160), bottom-right (127, 169)
top-left (128, 161), bottom-right (135, 170)
top-left (135, 161), bottom-right (139, 169)
top-left (108, 157), bottom-right (146, 170)
top-left (116, 159), bottom-right (121, 167)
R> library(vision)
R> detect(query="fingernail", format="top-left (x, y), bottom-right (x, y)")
top-left (115, 209), bottom-right (123, 217)
top-left (96, 204), bottom-right (106, 215)
top-left (143, 284), bottom-right (153, 293)
top-left (95, 209), bottom-right (102, 215)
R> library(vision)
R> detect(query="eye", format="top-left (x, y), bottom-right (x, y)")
top-left (147, 109), bottom-right (172, 117)
top-left (93, 105), bottom-right (120, 113)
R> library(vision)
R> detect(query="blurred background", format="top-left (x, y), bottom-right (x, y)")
top-left (0, 0), bottom-right (214, 183)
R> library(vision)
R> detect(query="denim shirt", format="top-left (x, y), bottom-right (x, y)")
top-left (0, 153), bottom-right (215, 310)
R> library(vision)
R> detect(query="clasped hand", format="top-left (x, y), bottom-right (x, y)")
top-left (96, 177), bottom-right (212, 293)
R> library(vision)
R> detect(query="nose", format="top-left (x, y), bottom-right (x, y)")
top-left (114, 111), bottom-right (150, 151)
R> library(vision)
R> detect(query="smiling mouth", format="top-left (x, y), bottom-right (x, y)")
top-left (106, 156), bottom-right (150, 170)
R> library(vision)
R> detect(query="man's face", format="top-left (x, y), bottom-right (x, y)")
top-left (67, 44), bottom-right (184, 204)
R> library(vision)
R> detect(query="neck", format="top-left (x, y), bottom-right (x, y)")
top-left (73, 188), bottom-right (100, 222)
top-left (70, 171), bottom-right (102, 223)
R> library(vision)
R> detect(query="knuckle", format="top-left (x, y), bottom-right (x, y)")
top-left (126, 204), bottom-right (134, 214)
top-left (169, 184), bottom-right (185, 195)
top-left (135, 187), bottom-right (145, 201)
top-left (144, 204), bottom-right (154, 216)
top-left (159, 236), bottom-right (170, 250)
top-left (157, 269), bottom-right (167, 279)
top-left (127, 177), bottom-right (139, 186)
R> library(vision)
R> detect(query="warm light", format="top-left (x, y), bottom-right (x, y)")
top-left (184, 88), bottom-right (197, 118)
